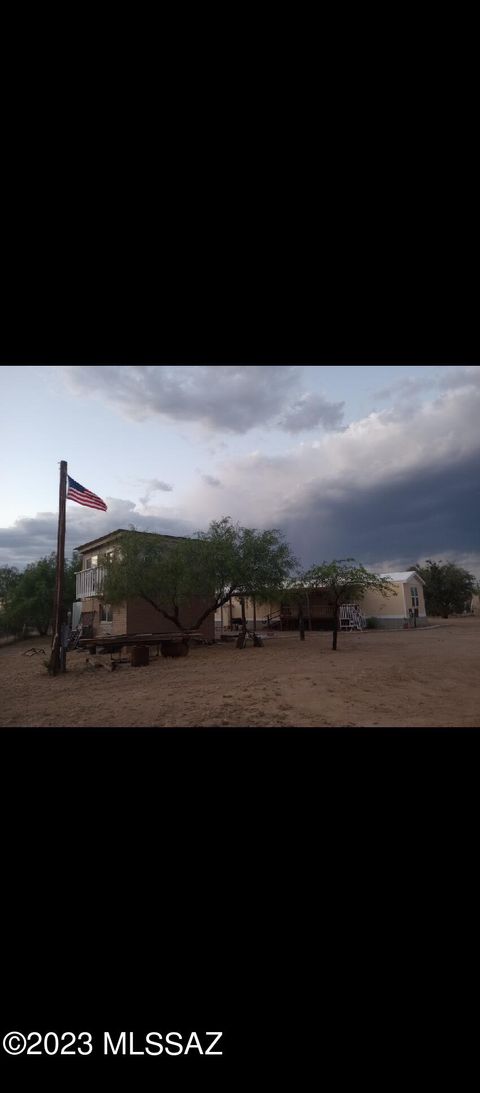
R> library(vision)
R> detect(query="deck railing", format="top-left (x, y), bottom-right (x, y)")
top-left (76, 566), bottom-right (105, 599)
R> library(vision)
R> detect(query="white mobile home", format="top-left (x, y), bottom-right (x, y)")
top-left (355, 571), bottom-right (427, 629)
top-left (215, 571), bottom-right (427, 633)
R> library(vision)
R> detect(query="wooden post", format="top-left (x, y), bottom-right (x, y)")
top-left (253, 594), bottom-right (257, 634)
top-left (240, 596), bottom-right (247, 638)
top-left (49, 460), bottom-right (67, 675)
top-left (306, 589), bottom-right (312, 630)
top-left (332, 602), bottom-right (339, 651)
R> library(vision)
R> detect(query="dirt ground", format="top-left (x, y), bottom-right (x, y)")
top-left (1, 617), bottom-right (479, 728)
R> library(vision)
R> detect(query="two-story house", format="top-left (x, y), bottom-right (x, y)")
top-left (74, 528), bottom-right (215, 641)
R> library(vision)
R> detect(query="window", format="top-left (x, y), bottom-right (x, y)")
top-left (411, 587), bottom-right (419, 608)
top-left (84, 554), bottom-right (98, 570)
top-left (99, 603), bottom-right (113, 623)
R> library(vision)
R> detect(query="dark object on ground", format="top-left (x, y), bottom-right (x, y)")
top-left (131, 645), bottom-right (150, 667)
top-left (22, 647), bottom-right (46, 656)
top-left (85, 655), bottom-right (116, 671)
top-left (236, 632), bottom-right (264, 649)
top-left (161, 640), bottom-right (189, 658)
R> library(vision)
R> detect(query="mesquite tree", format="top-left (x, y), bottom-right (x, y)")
top-left (409, 560), bottom-right (478, 618)
top-left (0, 566), bottom-right (21, 634)
top-left (101, 519), bottom-right (297, 640)
top-left (303, 559), bottom-right (395, 650)
top-left (234, 527), bottom-right (298, 646)
top-left (0, 554), bottom-right (79, 637)
top-left (280, 573), bottom-right (311, 640)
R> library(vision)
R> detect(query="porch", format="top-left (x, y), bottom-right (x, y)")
top-left (75, 566), bottom-right (105, 598)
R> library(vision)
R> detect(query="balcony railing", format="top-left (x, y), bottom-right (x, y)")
top-left (76, 566), bottom-right (105, 599)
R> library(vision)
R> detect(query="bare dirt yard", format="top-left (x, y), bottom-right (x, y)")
top-left (1, 617), bottom-right (479, 728)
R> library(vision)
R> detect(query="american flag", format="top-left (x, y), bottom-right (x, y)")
top-left (66, 475), bottom-right (107, 511)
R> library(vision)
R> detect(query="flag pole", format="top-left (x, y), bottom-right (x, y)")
top-left (49, 460), bottom-right (67, 675)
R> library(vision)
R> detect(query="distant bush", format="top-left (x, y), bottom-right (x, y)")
top-left (366, 617), bottom-right (379, 629)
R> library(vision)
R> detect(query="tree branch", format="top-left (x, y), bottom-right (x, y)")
top-left (139, 592), bottom-right (188, 633)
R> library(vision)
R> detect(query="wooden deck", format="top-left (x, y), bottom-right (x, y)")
top-left (77, 630), bottom-right (208, 655)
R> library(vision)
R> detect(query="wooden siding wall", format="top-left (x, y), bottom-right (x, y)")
top-left (127, 596), bottom-right (214, 640)
top-left (80, 594), bottom-right (213, 639)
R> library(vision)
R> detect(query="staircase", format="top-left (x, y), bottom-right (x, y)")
top-left (339, 604), bottom-right (366, 631)
top-left (262, 611), bottom-right (284, 629)
top-left (67, 626), bottom-right (83, 650)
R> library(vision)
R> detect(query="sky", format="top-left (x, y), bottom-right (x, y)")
top-left (1, 363), bottom-right (479, 577)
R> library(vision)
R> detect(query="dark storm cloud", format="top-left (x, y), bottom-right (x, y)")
top-left (60, 364), bottom-right (304, 434)
top-left (0, 500), bottom-right (195, 569)
top-left (280, 451), bottom-right (480, 573)
top-left (0, 513), bottom-right (64, 569)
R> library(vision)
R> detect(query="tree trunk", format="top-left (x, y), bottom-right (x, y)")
top-left (141, 591), bottom-right (225, 635)
top-left (299, 605), bottom-right (305, 640)
top-left (192, 588), bottom-right (236, 632)
top-left (332, 606), bottom-right (339, 650)
top-left (140, 586), bottom-right (241, 637)
top-left (140, 593), bottom-right (188, 633)
top-left (253, 595), bottom-right (257, 634)
top-left (240, 596), bottom-right (247, 638)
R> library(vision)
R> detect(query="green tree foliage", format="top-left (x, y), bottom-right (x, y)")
top-left (279, 572), bottom-right (312, 640)
top-left (234, 527), bottom-right (298, 641)
top-left (410, 560), bottom-right (478, 618)
top-left (102, 519), bottom-right (297, 636)
top-left (1, 553), bottom-right (80, 636)
top-left (303, 559), bottom-right (396, 650)
top-left (0, 565), bottom-right (21, 602)
top-left (0, 566), bottom-right (21, 633)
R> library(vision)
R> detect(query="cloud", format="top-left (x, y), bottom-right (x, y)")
top-left (438, 364), bottom-right (480, 391)
top-left (59, 364), bottom-right (304, 434)
top-left (373, 375), bottom-right (433, 401)
top-left (178, 380), bottom-right (480, 576)
top-left (374, 367), bottom-right (480, 403)
top-left (280, 451), bottom-right (480, 576)
top-left (0, 498), bottom-right (194, 570)
top-left (201, 474), bottom-right (223, 488)
top-left (138, 477), bottom-right (173, 507)
top-left (3, 375), bottom-right (480, 580)
top-left (279, 392), bottom-right (345, 433)
top-left (145, 479), bottom-right (173, 492)
top-left (58, 365), bottom-right (347, 436)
